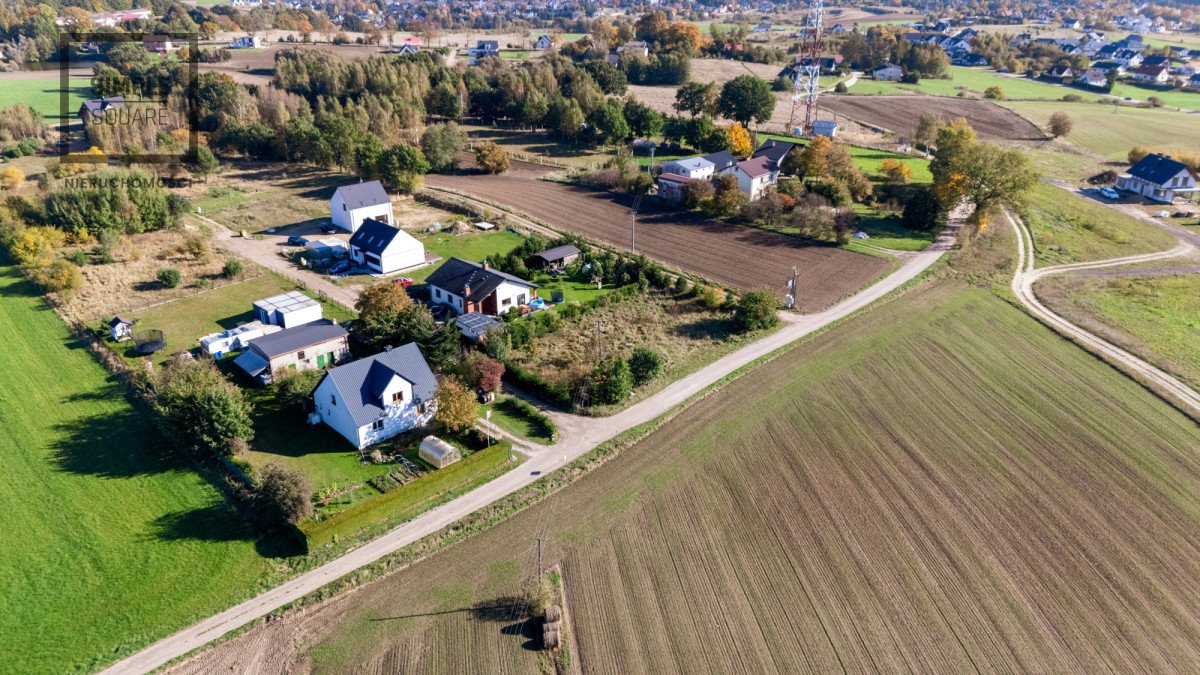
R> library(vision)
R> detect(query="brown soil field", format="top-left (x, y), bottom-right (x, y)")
top-left (425, 166), bottom-right (890, 310)
top-left (688, 57), bottom-right (783, 83)
top-left (822, 94), bottom-right (1047, 141)
top-left (171, 262), bottom-right (1200, 674)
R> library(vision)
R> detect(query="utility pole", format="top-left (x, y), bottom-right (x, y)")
top-left (630, 193), bottom-right (642, 254)
top-left (536, 538), bottom-right (543, 579)
top-left (786, 265), bottom-right (799, 309)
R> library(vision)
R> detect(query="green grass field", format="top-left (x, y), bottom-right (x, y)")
top-left (481, 395), bottom-right (555, 444)
top-left (848, 66), bottom-right (1101, 101)
top-left (116, 274), bottom-right (354, 366)
top-left (1037, 272), bottom-right (1200, 389)
top-left (1005, 100), bottom-right (1200, 161)
top-left (1021, 182), bottom-right (1177, 265)
top-left (1107, 80), bottom-right (1200, 111)
top-left (0, 263), bottom-right (273, 673)
top-left (0, 76), bottom-right (92, 122)
top-left (407, 229), bottom-right (525, 283)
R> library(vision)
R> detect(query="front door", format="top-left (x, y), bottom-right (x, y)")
top-left (317, 353), bottom-right (327, 368)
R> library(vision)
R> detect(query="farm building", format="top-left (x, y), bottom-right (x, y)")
top-left (530, 244), bottom-right (582, 270)
top-left (1116, 153), bottom-right (1199, 203)
top-left (252, 290), bottom-right (323, 328)
top-left (234, 319), bottom-right (349, 384)
top-left (657, 173), bottom-right (691, 203)
top-left (426, 258), bottom-right (538, 316)
top-left (872, 63), bottom-right (903, 81)
top-left (348, 218), bottom-right (426, 275)
top-left (659, 157), bottom-right (715, 180)
top-left (109, 316), bottom-right (134, 342)
top-left (419, 436), bottom-right (461, 468)
top-left (230, 35), bottom-right (261, 48)
top-left (811, 120), bottom-right (839, 138)
top-left (142, 35), bottom-right (178, 53)
top-left (312, 343), bottom-right (438, 449)
top-left (330, 180), bottom-right (393, 233)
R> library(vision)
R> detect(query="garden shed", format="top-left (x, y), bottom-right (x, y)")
top-left (252, 290), bottom-right (322, 329)
top-left (419, 435), bottom-right (461, 469)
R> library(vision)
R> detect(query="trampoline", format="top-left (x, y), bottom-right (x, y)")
top-left (132, 329), bottom-right (166, 355)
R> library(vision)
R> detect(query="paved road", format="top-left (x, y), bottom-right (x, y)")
top-left (101, 221), bottom-right (957, 675)
top-left (1006, 209), bottom-right (1200, 415)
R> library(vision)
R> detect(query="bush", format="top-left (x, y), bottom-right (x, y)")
top-left (1061, 93), bottom-right (1082, 103)
top-left (465, 353), bottom-right (505, 394)
top-left (698, 284), bottom-right (726, 309)
top-left (680, 177), bottom-right (714, 209)
top-left (31, 260), bottom-right (83, 298)
top-left (435, 377), bottom-right (478, 434)
top-left (274, 368), bottom-right (322, 410)
top-left (628, 347), bottom-right (664, 386)
top-left (834, 81), bottom-right (848, 93)
top-left (587, 356), bottom-right (632, 405)
top-left (1147, 96), bottom-right (1164, 108)
top-left (507, 396), bottom-right (558, 441)
top-left (65, 249), bottom-right (89, 266)
top-left (672, 275), bottom-right (690, 295)
top-left (254, 463), bottom-right (313, 527)
top-left (153, 359), bottom-right (253, 456)
top-left (807, 179), bottom-right (851, 207)
top-left (983, 85), bottom-right (1004, 100)
top-left (733, 289), bottom-right (781, 332)
top-left (222, 259), bottom-right (243, 278)
top-left (157, 267), bottom-right (182, 288)
top-left (475, 141), bottom-right (510, 174)
top-left (901, 185), bottom-right (946, 231)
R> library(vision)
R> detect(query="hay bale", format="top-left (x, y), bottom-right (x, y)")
top-left (542, 628), bottom-right (561, 649)
top-left (544, 605), bottom-right (562, 623)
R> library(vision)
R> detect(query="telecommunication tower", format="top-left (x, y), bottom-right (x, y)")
top-left (790, 0), bottom-right (825, 134)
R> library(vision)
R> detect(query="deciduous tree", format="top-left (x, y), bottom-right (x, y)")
top-left (475, 141), bottom-right (510, 174)
top-left (717, 75), bottom-right (775, 129)
top-left (1048, 111), bottom-right (1072, 138)
top-left (254, 463), bottom-right (313, 526)
top-left (435, 377), bottom-right (477, 433)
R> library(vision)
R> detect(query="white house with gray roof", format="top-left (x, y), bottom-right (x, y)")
top-left (349, 218), bottom-right (426, 274)
top-left (659, 156), bottom-right (715, 180)
top-left (330, 180), bottom-right (393, 233)
top-left (311, 343), bottom-right (439, 449)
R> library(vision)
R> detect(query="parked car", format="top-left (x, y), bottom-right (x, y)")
top-left (287, 235), bottom-right (308, 246)
top-left (1172, 211), bottom-right (1191, 218)
top-left (1156, 210), bottom-right (1171, 218)
top-left (1099, 187), bottom-right (1120, 200)
top-left (328, 260), bottom-right (352, 275)
top-left (321, 224), bottom-right (338, 234)
top-left (393, 277), bottom-right (414, 287)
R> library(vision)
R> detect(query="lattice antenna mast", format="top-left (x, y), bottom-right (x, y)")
top-left (793, 0), bottom-right (824, 134)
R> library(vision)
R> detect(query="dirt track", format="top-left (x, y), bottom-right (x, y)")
top-left (822, 95), bottom-right (1047, 141)
top-left (425, 168), bottom-right (890, 311)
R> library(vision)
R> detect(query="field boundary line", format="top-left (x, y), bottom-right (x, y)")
top-left (1007, 209), bottom-right (1200, 417)
top-left (114, 273), bottom-right (264, 316)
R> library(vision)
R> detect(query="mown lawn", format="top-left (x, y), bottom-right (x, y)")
top-left (1005, 100), bottom-right (1200, 160)
top-left (1020, 182), bottom-right (1177, 265)
top-left (0, 263), bottom-right (272, 673)
top-left (0, 75), bottom-right (91, 122)
top-left (847, 66), bottom-right (1102, 101)
top-left (480, 395), bottom-right (555, 444)
top-left (115, 274), bottom-right (355, 366)
top-left (406, 229), bottom-right (525, 282)
top-left (1109, 80), bottom-right (1200, 110)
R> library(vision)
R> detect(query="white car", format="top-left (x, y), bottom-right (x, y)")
top-left (1099, 187), bottom-right (1120, 200)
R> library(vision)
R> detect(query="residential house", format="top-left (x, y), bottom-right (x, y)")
top-left (811, 120), bottom-right (839, 138)
top-left (253, 290), bottom-right (323, 328)
top-left (230, 35), bottom-right (262, 48)
top-left (616, 40), bottom-right (649, 57)
top-left (1116, 153), bottom-right (1199, 203)
top-left (1112, 49), bottom-right (1143, 67)
top-left (1048, 65), bottom-right (1074, 80)
top-left (752, 139), bottom-right (801, 170)
top-left (1061, 18), bottom-right (1082, 29)
top-left (1092, 60), bottom-right (1126, 76)
top-left (660, 156), bottom-right (715, 180)
top-left (468, 40), bottom-right (500, 57)
top-left (657, 173), bottom-right (691, 203)
top-left (109, 316), bottom-right (134, 342)
top-left (1191, 73), bottom-right (1200, 88)
top-left (1142, 54), bottom-right (1170, 68)
top-left (312, 343), bottom-right (438, 450)
top-left (330, 179), bottom-right (393, 233)
top-left (534, 34), bottom-right (553, 50)
top-left (395, 43), bottom-right (420, 56)
top-left (142, 35), bottom-right (177, 53)
top-left (1133, 62), bottom-right (1171, 83)
top-left (953, 53), bottom-right (988, 67)
top-left (79, 97), bottom-right (124, 122)
top-left (731, 156), bottom-right (777, 201)
top-left (1082, 67), bottom-right (1111, 88)
top-left (348, 218), bottom-right (426, 274)
top-left (234, 320), bottom-right (350, 384)
top-left (426, 257), bottom-right (537, 316)
top-left (873, 63), bottom-right (903, 81)
top-left (529, 244), bottom-right (582, 270)
top-left (702, 150), bottom-right (739, 173)
top-left (779, 55), bottom-right (844, 80)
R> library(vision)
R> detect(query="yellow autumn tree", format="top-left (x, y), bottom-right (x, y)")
top-left (0, 166), bottom-right (24, 190)
top-left (11, 227), bottom-right (67, 268)
top-left (879, 158), bottom-right (911, 183)
top-left (726, 123), bottom-right (752, 157)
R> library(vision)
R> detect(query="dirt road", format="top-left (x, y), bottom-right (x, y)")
top-left (1007, 209), bottom-right (1200, 415)
top-left (101, 208), bottom-right (958, 675)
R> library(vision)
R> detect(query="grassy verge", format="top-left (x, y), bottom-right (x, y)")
top-left (1020, 182), bottom-right (1177, 265)
top-left (482, 395), bottom-right (558, 444)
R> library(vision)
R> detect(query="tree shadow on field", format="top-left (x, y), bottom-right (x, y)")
top-left (674, 317), bottom-right (736, 341)
top-left (151, 503), bottom-right (308, 558)
top-left (50, 406), bottom-right (183, 479)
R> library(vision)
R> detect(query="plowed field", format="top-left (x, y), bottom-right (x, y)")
top-left (425, 169), bottom-right (890, 311)
top-left (822, 94), bottom-right (1046, 141)
top-left (174, 273), bottom-right (1200, 674)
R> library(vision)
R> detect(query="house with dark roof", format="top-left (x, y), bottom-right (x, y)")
top-left (311, 343), bottom-right (438, 449)
top-left (751, 139), bottom-right (801, 170)
top-left (534, 34), bottom-right (553, 50)
top-left (468, 40), bottom-right (500, 57)
top-left (702, 150), bottom-right (739, 173)
top-left (79, 97), bottom-right (125, 122)
top-left (109, 316), bottom-right (134, 342)
top-left (349, 218), bottom-right (426, 274)
top-left (530, 244), bottom-right (581, 270)
top-left (1133, 62), bottom-right (1170, 83)
top-left (330, 180), bottom-right (392, 233)
top-left (234, 319), bottom-right (350, 384)
top-left (426, 258), bottom-right (537, 316)
top-left (1116, 153), bottom-right (1199, 203)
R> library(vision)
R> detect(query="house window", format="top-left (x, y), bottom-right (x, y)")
top-left (331, 395), bottom-right (336, 406)
top-left (342, 204), bottom-right (347, 211)
top-left (392, 391), bottom-right (404, 404)
top-left (372, 419), bottom-right (384, 431)
top-left (502, 297), bottom-right (512, 306)
top-left (297, 350), bottom-right (306, 360)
